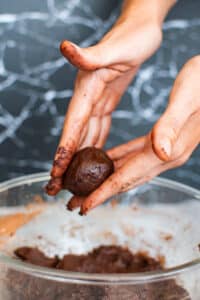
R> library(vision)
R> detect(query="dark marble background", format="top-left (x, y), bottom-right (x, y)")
top-left (0, 0), bottom-right (199, 189)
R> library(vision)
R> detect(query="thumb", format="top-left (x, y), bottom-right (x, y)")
top-left (60, 40), bottom-right (111, 71)
top-left (151, 113), bottom-right (179, 161)
top-left (152, 58), bottom-right (200, 161)
top-left (151, 102), bottom-right (193, 161)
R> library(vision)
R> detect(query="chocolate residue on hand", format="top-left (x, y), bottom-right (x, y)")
top-left (45, 177), bottom-right (63, 196)
top-left (63, 147), bottom-right (114, 197)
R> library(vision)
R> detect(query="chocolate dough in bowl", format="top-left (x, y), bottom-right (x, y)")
top-left (0, 173), bottom-right (200, 299)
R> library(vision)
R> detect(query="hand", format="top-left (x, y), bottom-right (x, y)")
top-left (45, 1), bottom-right (164, 195)
top-left (67, 56), bottom-right (200, 215)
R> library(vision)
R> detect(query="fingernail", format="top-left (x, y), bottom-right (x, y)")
top-left (160, 138), bottom-right (171, 158)
top-left (79, 207), bottom-right (88, 216)
top-left (66, 203), bottom-right (73, 211)
top-left (79, 211), bottom-right (85, 216)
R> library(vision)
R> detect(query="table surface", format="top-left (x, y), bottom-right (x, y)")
top-left (0, 0), bottom-right (199, 189)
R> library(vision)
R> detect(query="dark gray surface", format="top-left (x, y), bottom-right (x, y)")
top-left (0, 0), bottom-right (199, 189)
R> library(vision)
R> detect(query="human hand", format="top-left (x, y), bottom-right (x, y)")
top-left (46, 1), bottom-right (165, 195)
top-left (67, 56), bottom-right (200, 214)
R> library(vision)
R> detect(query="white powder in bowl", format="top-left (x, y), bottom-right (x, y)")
top-left (0, 199), bottom-right (200, 299)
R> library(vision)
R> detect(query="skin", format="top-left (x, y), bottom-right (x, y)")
top-left (46, 0), bottom-right (200, 214)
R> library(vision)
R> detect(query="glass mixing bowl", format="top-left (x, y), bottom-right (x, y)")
top-left (0, 173), bottom-right (199, 300)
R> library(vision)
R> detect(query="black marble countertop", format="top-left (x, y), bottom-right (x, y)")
top-left (0, 0), bottom-right (199, 189)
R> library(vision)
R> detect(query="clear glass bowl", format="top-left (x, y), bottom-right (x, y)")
top-left (0, 173), bottom-right (199, 300)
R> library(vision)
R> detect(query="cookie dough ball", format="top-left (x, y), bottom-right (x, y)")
top-left (63, 147), bottom-right (114, 196)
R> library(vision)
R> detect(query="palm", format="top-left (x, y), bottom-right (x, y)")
top-left (74, 64), bottom-right (137, 149)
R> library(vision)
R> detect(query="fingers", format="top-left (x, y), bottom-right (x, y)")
top-left (113, 151), bottom-right (141, 169)
top-left (46, 72), bottom-right (106, 196)
top-left (94, 69), bottom-right (138, 148)
top-left (95, 115), bottom-right (112, 148)
top-left (152, 56), bottom-right (200, 161)
top-left (60, 40), bottom-right (108, 71)
top-left (153, 109), bottom-right (200, 176)
top-left (79, 116), bottom-right (101, 148)
top-left (50, 100), bottom-right (91, 178)
top-left (80, 146), bottom-right (160, 215)
top-left (107, 136), bottom-right (146, 160)
top-left (78, 124), bottom-right (89, 147)
top-left (59, 38), bottom-right (134, 72)
top-left (67, 196), bottom-right (85, 211)
top-left (51, 71), bottom-right (105, 178)
top-left (152, 108), bottom-right (189, 162)
top-left (79, 87), bottom-right (113, 149)
top-left (170, 110), bottom-right (200, 161)
top-left (45, 177), bottom-right (63, 196)
top-left (80, 77), bottom-right (131, 149)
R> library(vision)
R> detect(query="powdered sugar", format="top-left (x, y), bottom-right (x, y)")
top-left (1, 199), bottom-right (199, 269)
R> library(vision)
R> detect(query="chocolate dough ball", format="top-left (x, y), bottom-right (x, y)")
top-left (63, 147), bottom-right (114, 196)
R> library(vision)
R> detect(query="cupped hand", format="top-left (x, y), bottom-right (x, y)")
top-left (67, 56), bottom-right (200, 214)
top-left (46, 14), bottom-right (162, 195)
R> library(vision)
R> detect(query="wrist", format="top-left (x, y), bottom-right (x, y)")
top-left (120, 0), bottom-right (176, 27)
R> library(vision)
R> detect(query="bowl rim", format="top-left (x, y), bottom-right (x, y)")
top-left (0, 172), bottom-right (200, 284)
